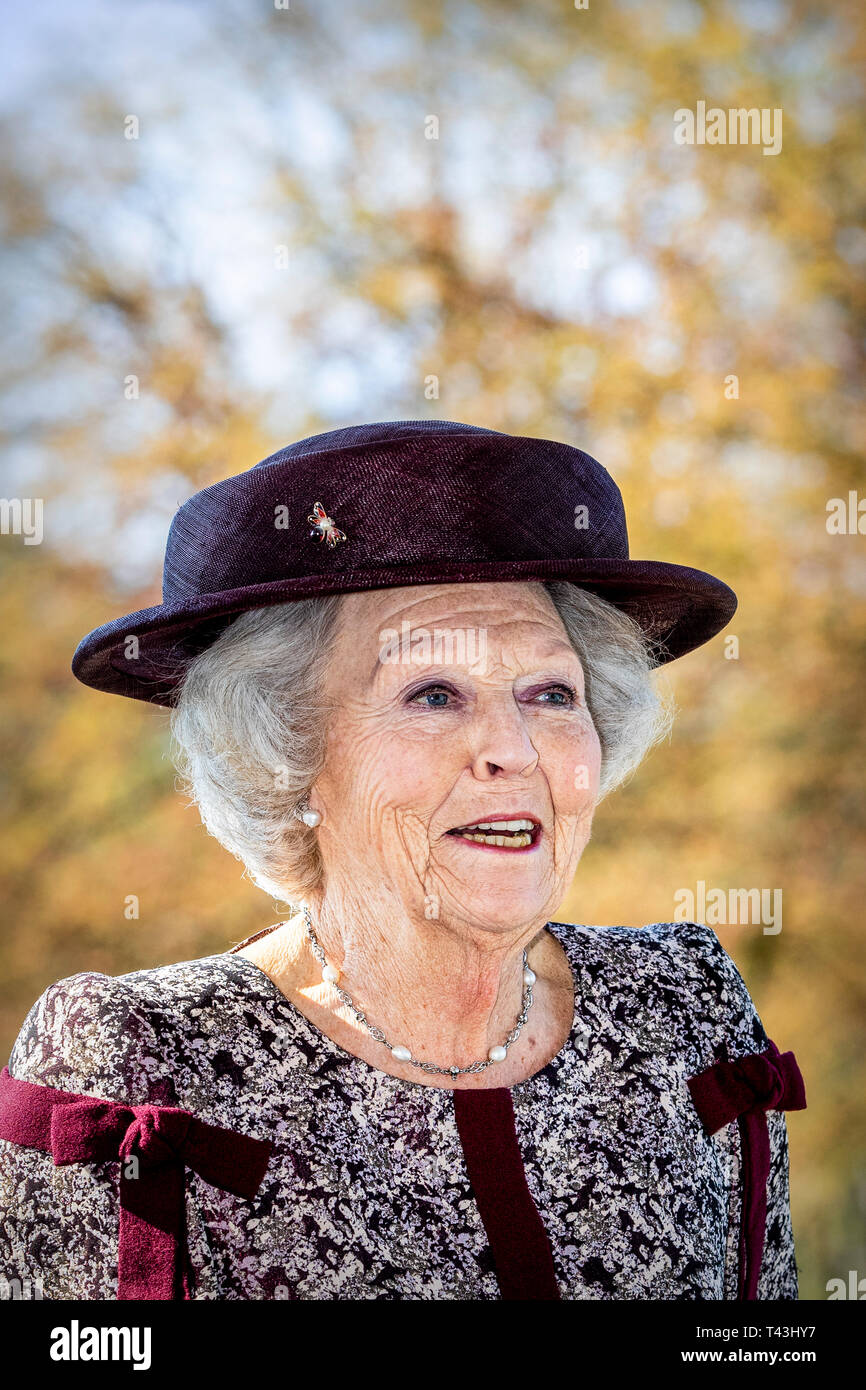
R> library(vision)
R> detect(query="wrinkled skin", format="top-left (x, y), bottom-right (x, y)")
top-left (242, 581), bottom-right (602, 1088)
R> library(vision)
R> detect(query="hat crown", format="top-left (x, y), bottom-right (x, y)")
top-left (255, 417), bottom-right (503, 463)
top-left (163, 420), bottom-right (629, 604)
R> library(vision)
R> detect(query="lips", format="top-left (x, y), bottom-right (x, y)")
top-left (446, 815), bottom-right (542, 850)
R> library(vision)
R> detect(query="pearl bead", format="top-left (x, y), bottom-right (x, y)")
top-left (488, 1044), bottom-right (507, 1063)
top-left (524, 967), bottom-right (536, 987)
top-left (301, 810), bottom-right (322, 827)
top-left (322, 964), bottom-right (339, 984)
top-left (392, 1045), bottom-right (412, 1062)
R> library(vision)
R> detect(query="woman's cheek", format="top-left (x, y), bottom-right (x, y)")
top-left (371, 736), bottom-right (459, 815)
top-left (547, 723), bottom-right (601, 808)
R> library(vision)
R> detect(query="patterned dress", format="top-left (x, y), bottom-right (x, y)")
top-left (0, 919), bottom-right (801, 1300)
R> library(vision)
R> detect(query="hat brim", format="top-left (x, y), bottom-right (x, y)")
top-left (71, 557), bottom-right (737, 707)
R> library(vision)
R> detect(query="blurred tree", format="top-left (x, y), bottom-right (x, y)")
top-left (0, 0), bottom-right (863, 1298)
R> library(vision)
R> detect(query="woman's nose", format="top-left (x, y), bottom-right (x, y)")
top-left (467, 706), bottom-right (540, 779)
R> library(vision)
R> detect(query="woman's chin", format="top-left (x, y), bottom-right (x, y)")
top-left (434, 837), bottom-right (551, 908)
top-left (442, 879), bottom-right (552, 926)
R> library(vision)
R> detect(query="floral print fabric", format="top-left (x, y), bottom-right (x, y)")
top-left (0, 919), bottom-right (798, 1300)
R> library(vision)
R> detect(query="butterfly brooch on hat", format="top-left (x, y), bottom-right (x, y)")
top-left (307, 502), bottom-right (347, 548)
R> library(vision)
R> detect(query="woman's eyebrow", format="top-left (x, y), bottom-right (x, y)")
top-left (371, 659), bottom-right (463, 684)
top-left (370, 664), bottom-right (585, 692)
top-left (368, 635), bottom-right (580, 685)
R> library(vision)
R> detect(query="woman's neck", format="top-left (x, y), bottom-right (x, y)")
top-left (238, 897), bottom-right (575, 1089)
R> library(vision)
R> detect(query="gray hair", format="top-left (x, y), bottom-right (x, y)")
top-left (169, 583), bottom-right (674, 904)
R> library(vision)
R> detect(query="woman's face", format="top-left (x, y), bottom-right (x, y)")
top-left (309, 582), bottom-right (602, 936)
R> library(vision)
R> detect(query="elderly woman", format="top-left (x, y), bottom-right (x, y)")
top-left (0, 419), bottom-right (804, 1301)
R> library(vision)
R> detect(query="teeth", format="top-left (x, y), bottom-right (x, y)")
top-left (459, 819), bottom-right (535, 832)
top-left (458, 832), bottom-right (533, 847)
top-left (449, 818), bottom-right (538, 848)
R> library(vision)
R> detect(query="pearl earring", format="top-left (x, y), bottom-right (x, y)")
top-left (296, 798), bottom-right (322, 828)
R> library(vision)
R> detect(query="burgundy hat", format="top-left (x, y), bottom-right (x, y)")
top-left (71, 419), bottom-right (737, 706)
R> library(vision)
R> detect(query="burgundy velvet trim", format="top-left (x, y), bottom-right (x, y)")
top-left (687, 1040), bottom-right (806, 1301)
top-left (0, 1066), bottom-right (272, 1300)
top-left (453, 1086), bottom-right (560, 1300)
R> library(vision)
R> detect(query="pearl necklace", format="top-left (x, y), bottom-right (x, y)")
top-left (301, 903), bottom-right (537, 1077)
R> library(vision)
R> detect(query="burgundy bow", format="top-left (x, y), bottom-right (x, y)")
top-left (0, 1066), bottom-right (273, 1300)
top-left (687, 1040), bottom-right (806, 1300)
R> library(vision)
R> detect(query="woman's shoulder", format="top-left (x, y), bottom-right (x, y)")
top-left (552, 915), bottom-right (747, 970)
top-left (550, 918), bottom-right (769, 1063)
top-left (6, 951), bottom-right (249, 1102)
top-left (553, 915), bottom-right (753, 971)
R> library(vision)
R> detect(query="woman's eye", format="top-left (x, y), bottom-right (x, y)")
top-left (407, 685), bottom-right (454, 707)
top-left (534, 685), bottom-right (577, 705)
top-left (407, 683), bottom-right (577, 708)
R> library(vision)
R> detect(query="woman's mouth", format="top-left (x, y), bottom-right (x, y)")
top-left (446, 818), bottom-right (541, 851)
